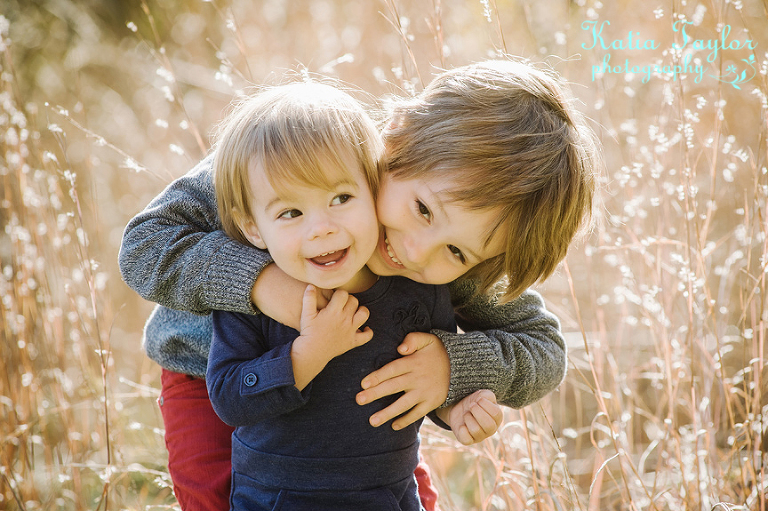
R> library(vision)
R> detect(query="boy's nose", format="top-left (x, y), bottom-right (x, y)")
top-left (402, 234), bottom-right (434, 267)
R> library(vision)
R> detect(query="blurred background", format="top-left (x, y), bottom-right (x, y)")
top-left (2, 0), bottom-right (767, 509)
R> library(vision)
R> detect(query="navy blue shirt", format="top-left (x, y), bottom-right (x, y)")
top-left (207, 276), bottom-right (456, 509)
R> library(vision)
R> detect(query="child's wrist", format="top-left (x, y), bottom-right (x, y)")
top-left (294, 333), bottom-right (337, 365)
top-left (291, 334), bottom-right (332, 390)
top-left (434, 405), bottom-right (452, 425)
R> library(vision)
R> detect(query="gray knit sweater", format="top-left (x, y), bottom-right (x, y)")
top-left (118, 154), bottom-right (566, 408)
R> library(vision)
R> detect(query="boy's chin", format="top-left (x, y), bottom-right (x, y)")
top-left (366, 255), bottom-right (399, 277)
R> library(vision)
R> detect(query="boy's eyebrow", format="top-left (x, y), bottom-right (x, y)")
top-left (430, 187), bottom-right (483, 263)
top-left (455, 241), bottom-right (482, 264)
top-left (428, 186), bottom-right (447, 216)
top-left (465, 246), bottom-right (482, 263)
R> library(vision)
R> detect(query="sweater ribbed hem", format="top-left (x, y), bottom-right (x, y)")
top-left (431, 329), bottom-right (503, 407)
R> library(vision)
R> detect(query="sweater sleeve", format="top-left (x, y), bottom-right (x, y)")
top-left (118, 154), bottom-right (273, 315)
top-left (433, 278), bottom-right (567, 409)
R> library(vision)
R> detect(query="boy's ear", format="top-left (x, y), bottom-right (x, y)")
top-left (234, 211), bottom-right (267, 250)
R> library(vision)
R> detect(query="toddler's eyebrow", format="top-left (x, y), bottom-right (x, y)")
top-left (327, 177), bottom-right (359, 188)
top-left (265, 178), bottom-right (360, 211)
top-left (264, 196), bottom-right (284, 212)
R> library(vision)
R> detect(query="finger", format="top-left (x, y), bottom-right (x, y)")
top-left (366, 392), bottom-right (420, 427)
top-left (341, 293), bottom-right (359, 315)
top-left (462, 411), bottom-right (483, 442)
top-left (369, 393), bottom-right (420, 430)
top-left (317, 288), bottom-right (333, 308)
top-left (474, 389), bottom-right (496, 402)
top-left (472, 392), bottom-right (502, 424)
top-left (469, 403), bottom-right (501, 436)
top-left (467, 391), bottom-right (502, 425)
top-left (397, 331), bottom-right (436, 355)
top-left (455, 425), bottom-right (473, 446)
top-left (359, 357), bottom-right (409, 390)
top-left (477, 397), bottom-right (504, 428)
top-left (357, 372), bottom-right (409, 404)
top-left (391, 402), bottom-right (433, 431)
top-left (354, 326), bottom-right (374, 346)
top-left (300, 285), bottom-right (317, 322)
top-left (327, 289), bottom-right (349, 311)
top-left (352, 305), bottom-right (370, 330)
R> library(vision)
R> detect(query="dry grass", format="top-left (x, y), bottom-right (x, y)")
top-left (1, 0), bottom-right (767, 509)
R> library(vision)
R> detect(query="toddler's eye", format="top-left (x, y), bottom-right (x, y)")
top-left (448, 245), bottom-right (466, 264)
top-left (331, 193), bottom-right (352, 205)
top-left (278, 209), bottom-right (302, 219)
top-left (416, 200), bottom-right (430, 221)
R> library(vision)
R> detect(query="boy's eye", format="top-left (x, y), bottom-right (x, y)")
top-left (331, 193), bottom-right (352, 205)
top-left (416, 200), bottom-right (431, 221)
top-left (448, 245), bottom-right (466, 264)
top-left (278, 209), bottom-right (302, 219)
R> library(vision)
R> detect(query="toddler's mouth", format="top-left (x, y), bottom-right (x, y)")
top-left (309, 249), bottom-right (348, 266)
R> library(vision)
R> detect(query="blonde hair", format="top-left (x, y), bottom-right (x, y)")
top-left (213, 81), bottom-right (384, 246)
top-left (383, 59), bottom-right (600, 301)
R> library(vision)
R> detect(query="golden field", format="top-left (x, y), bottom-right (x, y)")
top-left (1, 0), bottom-right (767, 509)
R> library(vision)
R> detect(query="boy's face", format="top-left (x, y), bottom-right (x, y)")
top-left (367, 172), bottom-right (506, 284)
top-left (241, 154), bottom-right (378, 291)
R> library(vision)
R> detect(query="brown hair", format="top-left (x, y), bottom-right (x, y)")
top-left (213, 81), bottom-right (383, 246)
top-left (383, 59), bottom-right (600, 301)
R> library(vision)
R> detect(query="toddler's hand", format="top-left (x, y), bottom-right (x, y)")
top-left (252, 265), bottom-right (333, 329)
top-left (291, 286), bottom-right (372, 391)
top-left (299, 285), bottom-right (372, 360)
top-left (440, 389), bottom-right (503, 445)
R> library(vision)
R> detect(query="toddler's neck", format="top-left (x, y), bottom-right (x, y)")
top-left (335, 265), bottom-right (378, 294)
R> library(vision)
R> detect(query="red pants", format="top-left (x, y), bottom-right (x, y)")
top-left (159, 369), bottom-right (440, 511)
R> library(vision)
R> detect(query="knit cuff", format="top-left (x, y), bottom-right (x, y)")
top-left (203, 239), bottom-right (273, 315)
top-left (431, 329), bottom-right (501, 407)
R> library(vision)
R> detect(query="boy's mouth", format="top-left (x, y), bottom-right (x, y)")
top-left (309, 248), bottom-right (348, 266)
top-left (379, 231), bottom-right (405, 268)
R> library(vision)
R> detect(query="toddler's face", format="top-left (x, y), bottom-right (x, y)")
top-left (367, 172), bottom-right (506, 285)
top-left (241, 154), bottom-right (378, 292)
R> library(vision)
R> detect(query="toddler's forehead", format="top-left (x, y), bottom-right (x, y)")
top-left (250, 154), bottom-right (367, 197)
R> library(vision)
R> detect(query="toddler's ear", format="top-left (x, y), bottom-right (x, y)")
top-left (235, 211), bottom-right (267, 250)
top-left (242, 223), bottom-right (267, 250)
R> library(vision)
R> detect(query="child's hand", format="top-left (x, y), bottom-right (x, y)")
top-left (251, 264), bottom-right (331, 330)
top-left (356, 332), bottom-right (450, 430)
top-left (438, 389), bottom-right (503, 445)
top-left (291, 285), bottom-right (372, 390)
top-left (300, 285), bottom-right (372, 358)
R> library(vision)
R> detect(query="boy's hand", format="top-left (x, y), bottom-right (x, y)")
top-left (438, 389), bottom-right (503, 445)
top-left (291, 286), bottom-right (372, 390)
top-left (356, 332), bottom-right (450, 430)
